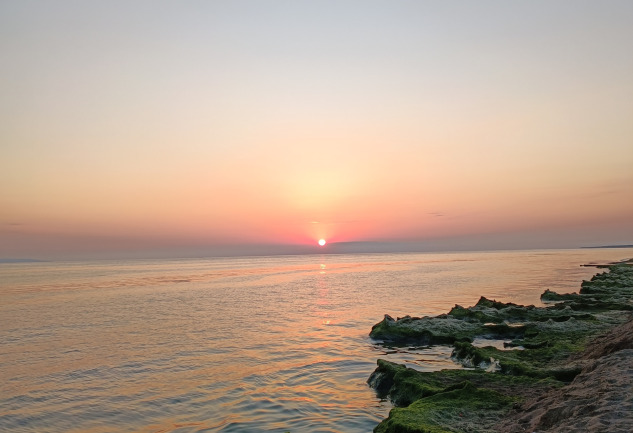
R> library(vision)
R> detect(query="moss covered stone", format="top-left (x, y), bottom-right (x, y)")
top-left (375, 382), bottom-right (513, 433)
top-left (369, 314), bottom-right (482, 344)
top-left (368, 359), bottom-right (559, 408)
top-left (540, 289), bottom-right (580, 302)
top-left (368, 263), bottom-right (633, 432)
top-left (369, 360), bottom-right (557, 433)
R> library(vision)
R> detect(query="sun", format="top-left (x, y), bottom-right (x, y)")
top-left (318, 239), bottom-right (326, 246)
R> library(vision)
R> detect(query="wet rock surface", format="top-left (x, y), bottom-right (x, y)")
top-left (368, 262), bottom-right (633, 433)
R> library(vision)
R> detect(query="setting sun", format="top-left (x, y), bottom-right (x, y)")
top-left (318, 239), bottom-right (326, 246)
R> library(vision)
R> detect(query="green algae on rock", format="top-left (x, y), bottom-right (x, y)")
top-left (368, 262), bottom-right (633, 433)
top-left (368, 359), bottom-right (561, 433)
top-left (368, 359), bottom-right (560, 408)
top-left (374, 382), bottom-right (512, 433)
top-left (496, 319), bottom-right (633, 432)
top-left (369, 314), bottom-right (482, 344)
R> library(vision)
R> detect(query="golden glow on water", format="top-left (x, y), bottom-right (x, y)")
top-left (1, 249), bottom-right (632, 432)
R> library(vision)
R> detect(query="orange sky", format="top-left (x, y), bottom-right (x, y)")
top-left (2, 1), bottom-right (633, 259)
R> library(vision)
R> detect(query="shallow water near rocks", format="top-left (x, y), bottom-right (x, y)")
top-left (1, 249), bottom-right (631, 432)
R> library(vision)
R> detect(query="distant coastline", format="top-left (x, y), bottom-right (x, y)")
top-left (581, 245), bottom-right (633, 249)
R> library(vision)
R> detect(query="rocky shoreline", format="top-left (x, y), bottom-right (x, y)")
top-left (367, 261), bottom-right (633, 432)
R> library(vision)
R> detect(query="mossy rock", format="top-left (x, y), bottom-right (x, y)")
top-left (374, 381), bottom-right (513, 433)
top-left (450, 341), bottom-right (582, 381)
top-left (368, 359), bottom-right (561, 408)
top-left (541, 289), bottom-right (581, 302)
top-left (448, 296), bottom-right (596, 325)
top-left (580, 265), bottom-right (633, 294)
top-left (370, 314), bottom-right (482, 344)
top-left (371, 265), bottom-right (633, 344)
top-left (368, 359), bottom-right (448, 406)
top-left (369, 264), bottom-right (633, 432)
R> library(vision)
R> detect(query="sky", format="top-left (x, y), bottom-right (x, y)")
top-left (2, 0), bottom-right (633, 259)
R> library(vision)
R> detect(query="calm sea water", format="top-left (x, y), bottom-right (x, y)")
top-left (2, 249), bottom-right (632, 433)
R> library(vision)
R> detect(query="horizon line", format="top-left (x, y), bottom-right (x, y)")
top-left (3, 241), bottom-right (633, 263)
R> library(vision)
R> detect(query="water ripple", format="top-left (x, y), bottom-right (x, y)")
top-left (2, 249), bottom-right (630, 432)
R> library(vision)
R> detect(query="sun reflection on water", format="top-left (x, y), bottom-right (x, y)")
top-left (1, 249), bottom-right (631, 432)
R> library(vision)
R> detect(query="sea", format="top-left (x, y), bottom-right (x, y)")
top-left (2, 248), bottom-right (632, 433)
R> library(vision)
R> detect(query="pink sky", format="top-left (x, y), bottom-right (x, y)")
top-left (2, 1), bottom-right (632, 259)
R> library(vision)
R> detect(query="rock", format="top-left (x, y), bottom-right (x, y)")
top-left (369, 314), bottom-right (482, 344)
top-left (496, 348), bottom-right (633, 432)
top-left (368, 263), bottom-right (633, 432)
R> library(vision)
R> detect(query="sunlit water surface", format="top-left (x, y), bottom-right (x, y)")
top-left (2, 249), bottom-right (631, 432)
